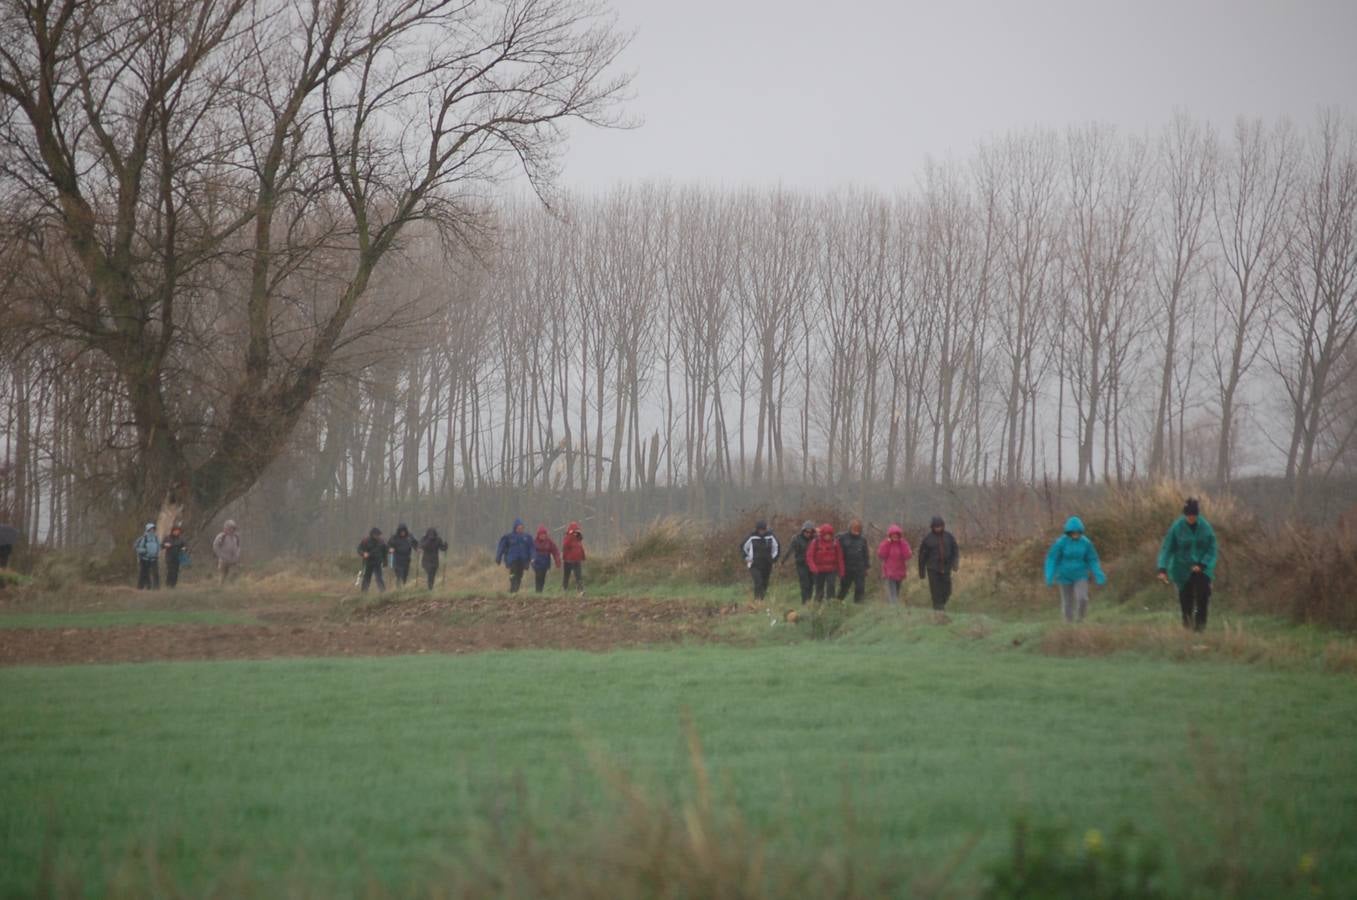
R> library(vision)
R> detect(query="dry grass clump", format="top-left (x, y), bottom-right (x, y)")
top-left (1038, 621), bottom-right (1357, 674)
top-left (1234, 523), bottom-right (1357, 631)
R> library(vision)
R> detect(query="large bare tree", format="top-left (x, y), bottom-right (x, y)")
top-left (0, 0), bottom-right (629, 535)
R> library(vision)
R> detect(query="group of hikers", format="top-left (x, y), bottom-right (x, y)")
top-left (740, 497), bottom-right (1218, 631)
top-left (131, 520), bottom-right (241, 589)
top-left (123, 497), bottom-right (1217, 630)
top-left (741, 516), bottom-right (961, 609)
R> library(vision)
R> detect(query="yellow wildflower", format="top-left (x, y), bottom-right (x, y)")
top-left (1084, 829), bottom-right (1104, 855)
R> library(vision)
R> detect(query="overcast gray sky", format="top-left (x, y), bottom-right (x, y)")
top-left (560, 0), bottom-right (1357, 189)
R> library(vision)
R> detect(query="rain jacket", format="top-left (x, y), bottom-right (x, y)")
top-left (807, 524), bottom-right (845, 577)
top-left (213, 521), bottom-right (241, 564)
top-left (134, 525), bottom-right (160, 561)
top-left (562, 522), bottom-right (586, 563)
top-left (784, 524), bottom-right (816, 568)
top-left (496, 518), bottom-right (534, 567)
top-left (917, 524), bottom-right (959, 577)
top-left (1044, 517), bottom-right (1107, 585)
top-left (877, 525), bottom-right (913, 581)
top-left (839, 530), bottom-right (870, 573)
top-left (388, 524), bottom-right (418, 563)
top-left (419, 530), bottom-right (448, 571)
top-left (358, 534), bottom-right (388, 566)
top-left (532, 527), bottom-right (562, 571)
top-left (1156, 515), bottom-right (1218, 587)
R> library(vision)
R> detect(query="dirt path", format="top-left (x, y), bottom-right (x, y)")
top-left (0, 595), bottom-right (741, 666)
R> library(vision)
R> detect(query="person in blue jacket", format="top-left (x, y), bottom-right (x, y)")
top-left (495, 517), bottom-right (534, 593)
top-left (1157, 497), bottom-right (1218, 631)
top-left (1044, 516), bottom-right (1106, 623)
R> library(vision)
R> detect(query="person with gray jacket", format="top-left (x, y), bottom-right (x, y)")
top-left (212, 520), bottom-right (241, 585)
top-left (134, 523), bottom-right (161, 590)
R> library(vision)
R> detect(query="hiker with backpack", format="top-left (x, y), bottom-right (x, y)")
top-left (357, 527), bottom-right (388, 593)
top-left (419, 528), bottom-right (448, 590)
top-left (494, 518), bottom-right (534, 594)
top-left (531, 525), bottom-right (562, 593)
top-left (877, 524), bottom-right (913, 605)
top-left (1044, 516), bottom-right (1107, 623)
top-left (1157, 498), bottom-right (1218, 631)
top-left (134, 523), bottom-right (160, 590)
top-left (561, 521), bottom-right (586, 595)
top-left (741, 519), bottom-right (780, 602)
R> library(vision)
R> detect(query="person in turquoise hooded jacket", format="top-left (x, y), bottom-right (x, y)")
top-left (1044, 516), bottom-right (1106, 623)
top-left (1157, 497), bottom-right (1217, 631)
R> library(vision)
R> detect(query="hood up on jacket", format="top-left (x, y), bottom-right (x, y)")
top-left (144, 522), bottom-right (156, 532)
top-left (567, 520), bottom-right (581, 534)
top-left (818, 523), bottom-right (836, 539)
top-left (886, 524), bottom-right (903, 538)
top-left (512, 517), bottom-right (525, 532)
top-left (800, 520), bottom-right (816, 533)
top-left (395, 523), bottom-right (410, 537)
top-left (929, 516), bottom-right (945, 528)
top-left (1063, 516), bottom-right (1086, 536)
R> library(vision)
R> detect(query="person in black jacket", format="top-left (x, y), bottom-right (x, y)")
top-left (781, 520), bottom-right (816, 604)
top-left (917, 516), bottom-right (960, 610)
top-left (357, 527), bottom-right (388, 593)
top-left (837, 519), bottom-right (871, 603)
top-left (388, 523), bottom-right (417, 587)
top-left (161, 522), bottom-right (188, 588)
top-left (419, 528), bottom-right (448, 590)
top-left (741, 520), bottom-right (780, 601)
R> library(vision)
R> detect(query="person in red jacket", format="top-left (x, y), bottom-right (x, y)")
top-left (806, 523), bottom-right (845, 602)
top-left (531, 525), bottom-right (562, 594)
top-left (561, 521), bottom-right (586, 596)
top-left (877, 524), bottom-right (913, 605)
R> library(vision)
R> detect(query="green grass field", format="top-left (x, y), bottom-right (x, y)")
top-left (3, 610), bottom-right (1355, 898)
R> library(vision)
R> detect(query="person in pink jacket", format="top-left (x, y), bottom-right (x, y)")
top-left (877, 524), bottom-right (913, 605)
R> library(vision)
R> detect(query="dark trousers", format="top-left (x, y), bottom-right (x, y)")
top-left (838, 568), bottom-right (867, 603)
top-left (926, 570), bottom-right (952, 610)
top-left (361, 562), bottom-right (385, 593)
top-left (563, 562), bottom-right (584, 592)
top-left (137, 559), bottom-right (159, 590)
top-left (749, 562), bottom-right (772, 600)
top-left (392, 558), bottom-right (411, 586)
top-left (166, 561), bottom-right (181, 588)
top-left (1180, 572), bottom-right (1212, 631)
top-left (812, 571), bottom-right (837, 601)
top-left (508, 561), bottom-right (526, 593)
top-left (794, 564), bottom-right (813, 603)
top-left (0, 544), bottom-right (12, 568)
top-left (424, 565), bottom-right (438, 590)
top-left (533, 567), bottom-right (549, 593)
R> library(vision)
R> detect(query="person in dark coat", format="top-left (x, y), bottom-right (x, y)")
top-left (917, 516), bottom-right (960, 610)
top-left (837, 519), bottom-right (870, 603)
top-left (419, 528), bottom-right (448, 590)
top-left (806, 523), bottom-right (845, 602)
top-left (531, 525), bottom-right (562, 593)
top-left (388, 523), bottom-right (418, 587)
top-left (0, 523), bottom-right (17, 569)
top-left (561, 521), bottom-right (586, 595)
top-left (134, 522), bottom-right (161, 590)
top-left (494, 517), bottom-right (534, 593)
top-left (781, 520), bottom-right (816, 604)
top-left (741, 519), bottom-right (780, 601)
top-left (161, 522), bottom-right (188, 589)
top-left (1157, 497), bottom-right (1219, 631)
top-left (357, 527), bottom-right (388, 593)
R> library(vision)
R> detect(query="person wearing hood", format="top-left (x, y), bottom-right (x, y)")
top-left (877, 524), bottom-right (913, 605)
top-left (495, 518), bottom-right (534, 593)
top-left (1045, 516), bottom-right (1107, 623)
top-left (782, 521), bottom-right (817, 604)
top-left (741, 519), bottom-right (780, 602)
top-left (837, 519), bottom-right (871, 603)
top-left (561, 521), bottom-right (586, 595)
top-left (161, 522), bottom-right (189, 589)
top-left (917, 516), bottom-right (960, 610)
top-left (387, 523), bottom-right (418, 587)
top-left (212, 520), bottom-right (241, 585)
top-left (419, 528), bottom-right (448, 590)
top-left (806, 523), bottom-right (845, 602)
top-left (357, 527), bottom-right (388, 593)
top-left (134, 522), bottom-right (161, 590)
top-left (531, 525), bottom-right (562, 593)
top-left (1157, 498), bottom-right (1218, 631)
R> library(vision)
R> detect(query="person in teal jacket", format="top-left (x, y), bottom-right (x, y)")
top-left (1044, 516), bottom-right (1106, 623)
top-left (1157, 497), bottom-right (1218, 631)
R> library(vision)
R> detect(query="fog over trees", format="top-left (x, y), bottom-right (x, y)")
top-left (0, 7), bottom-right (1354, 554)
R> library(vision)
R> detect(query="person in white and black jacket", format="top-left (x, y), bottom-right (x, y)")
top-left (741, 520), bottom-right (780, 601)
